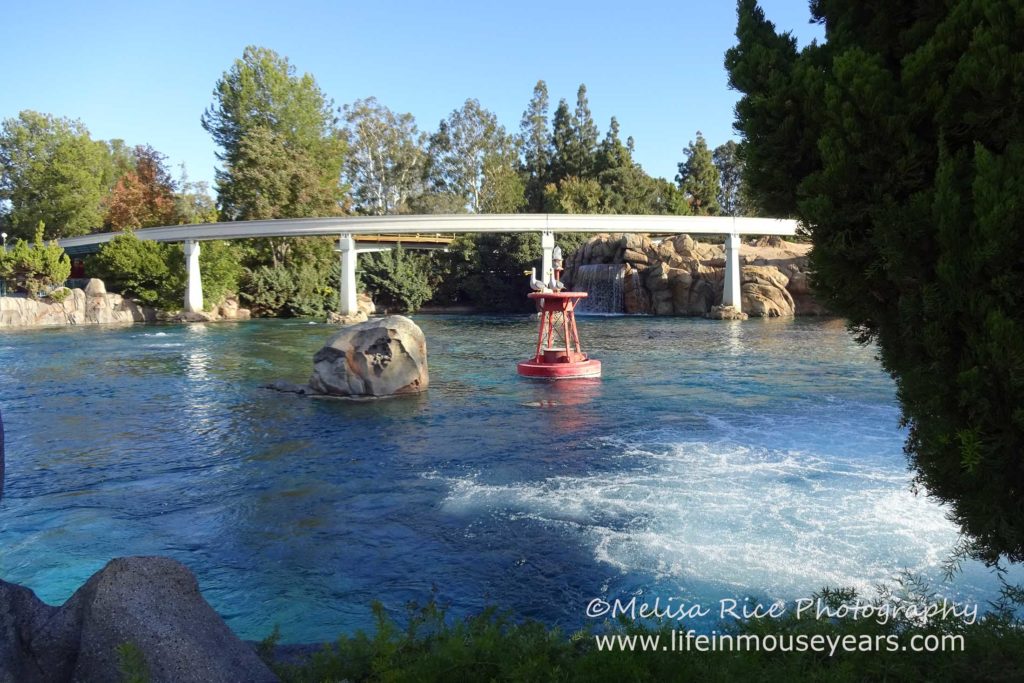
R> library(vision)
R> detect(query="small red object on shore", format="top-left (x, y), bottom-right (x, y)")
top-left (517, 248), bottom-right (602, 379)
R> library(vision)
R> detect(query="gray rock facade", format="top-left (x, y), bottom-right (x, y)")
top-left (0, 557), bottom-right (277, 683)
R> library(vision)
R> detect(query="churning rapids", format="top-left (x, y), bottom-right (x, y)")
top-left (0, 317), bottom-right (1014, 642)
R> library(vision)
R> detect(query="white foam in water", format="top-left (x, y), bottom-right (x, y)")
top-left (439, 436), bottom-right (968, 600)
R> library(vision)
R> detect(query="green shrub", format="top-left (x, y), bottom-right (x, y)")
top-left (0, 223), bottom-right (72, 299)
top-left (288, 261), bottom-right (338, 317)
top-left (90, 231), bottom-right (183, 309)
top-left (116, 641), bottom-right (151, 683)
top-left (199, 240), bottom-right (244, 308)
top-left (359, 245), bottom-right (432, 313)
top-left (241, 260), bottom-right (338, 318)
top-left (267, 579), bottom-right (1024, 683)
top-left (241, 265), bottom-right (297, 316)
top-left (92, 233), bottom-right (242, 312)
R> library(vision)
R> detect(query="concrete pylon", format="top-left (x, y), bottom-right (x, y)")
top-left (337, 233), bottom-right (357, 316)
top-left (723, 232), bottom-right (742, 312)
top-left (183, 240), bottom-right (203, 313)
top-left (541, 230), bottom-right (555, 285)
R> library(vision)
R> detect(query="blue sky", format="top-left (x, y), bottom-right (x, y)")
top-left (1, 0), bottom-right (823, 190)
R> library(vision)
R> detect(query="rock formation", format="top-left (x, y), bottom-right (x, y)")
top-left (0, 557), bottom-right (276, 683)
top-left (168, 297), bottom-right (253, 323)
top-left (0, 279), bottom-right (254, 327)
top-left (563, 233), bottom-right (826, 318)
top-left (0, 279), bottom-right (158, 328)
top-left (308, 315), bottom-right (428, 397)
top-left (326, 292), bottom-right (376, 325)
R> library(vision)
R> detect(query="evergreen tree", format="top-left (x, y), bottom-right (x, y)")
top-left (549, 98), bottom-right (574, 184)
top-left (728, 0), bottom-right (1024, 562)
top-left (596, 117), bottom-right (629, 174)
top-left (519, 81), bottom-right (551, 212)
top-left (548, 85), bottom-right (600, 183)
top-left (0, 224), bottom-right (72, 299)
top-left (216, 126), bottom-right (342, 220)
top-left (202, 46), bottom-right (345, 220)
top-left (543, 176), bottom-right (605, 214)
top-left (725, 2), bottom-right (822, 217)
top-left (676, 132), bottom-right (721, 215)
top-left (712, 140), bottom-right (747, 216)
top-left (569, 84), bottom-right (600, 177)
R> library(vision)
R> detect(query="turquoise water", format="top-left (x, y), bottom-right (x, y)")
top-left (0, 316), bottom-right (1010, 642)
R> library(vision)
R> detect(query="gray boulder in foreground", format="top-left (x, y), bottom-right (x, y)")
top-left (0, 557), bottom-right (277, 683)
top-left (309, 315), bottom-right (429, 397)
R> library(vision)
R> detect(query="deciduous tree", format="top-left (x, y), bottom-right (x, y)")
top-left (341, 98), bottom-right (427, 215)
top-left (105, 145), bottom-right (178, 230)
top-left (426, 99), bottom-right (521, 213)
top-left (0, 111), bottom-right (118, 239)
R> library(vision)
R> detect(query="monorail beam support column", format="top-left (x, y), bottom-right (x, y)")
top-left (723, 232), bottom-right (742, 312)
top-left (337, 233), bottom-right (358, 316)
top-left (184, 240), bottom-right (203, 313)
top-left (541, 230), bottom-right (555, 285)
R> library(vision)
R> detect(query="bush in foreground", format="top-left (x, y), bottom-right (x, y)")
top-left (262, 580), bottom-right (1024, 682)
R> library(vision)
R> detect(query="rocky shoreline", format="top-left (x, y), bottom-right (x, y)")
top-left (0, 279), bottom-right (251, 329)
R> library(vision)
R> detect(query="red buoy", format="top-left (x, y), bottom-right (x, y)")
top-left (517, 249), bottom-right (602, 379)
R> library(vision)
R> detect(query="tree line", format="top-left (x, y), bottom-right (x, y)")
top-left (0, 45), bottom-right (753, 312)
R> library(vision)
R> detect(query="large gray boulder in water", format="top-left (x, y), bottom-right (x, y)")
top-left (309, 315), bottom-right (429, 397)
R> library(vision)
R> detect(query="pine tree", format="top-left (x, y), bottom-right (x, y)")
top-left (549, 98), bottom-right (574, 184)
top-left (676, 132), bottom-right (721, 215)
top-left (569, 84), bottom-right (600, 177)
top-left (520, 81), bottom-right (551, 212)
top-left (549, 85), bottom-right (600, 183)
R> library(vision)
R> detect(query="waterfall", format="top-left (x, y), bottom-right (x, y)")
top-left (573, 264), bottom-right (626, 314)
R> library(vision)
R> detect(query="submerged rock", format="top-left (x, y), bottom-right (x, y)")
top-left (309, 315), bottom-right (428, 398)
top-left (706, 305), bottom-right (749, 321)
